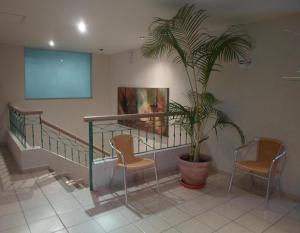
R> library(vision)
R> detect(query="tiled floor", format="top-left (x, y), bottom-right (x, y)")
top-left (0, 146), bottom-right (299, 233)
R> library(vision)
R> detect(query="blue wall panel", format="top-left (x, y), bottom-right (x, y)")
top-left (25, 48), bottom-right (91, 99)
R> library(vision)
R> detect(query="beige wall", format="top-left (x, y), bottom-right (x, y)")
top-left (209, 13), bottom-right (300, 198)
top-left (1, 13), bottom-right (300, 198)
top-left (0, 44), bottom-right (114, 144)
top-left (109, 14), bottom-right (300, 198)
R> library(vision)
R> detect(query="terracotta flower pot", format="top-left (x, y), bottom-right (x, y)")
top-left (178, 154), bottom-right (211, 189)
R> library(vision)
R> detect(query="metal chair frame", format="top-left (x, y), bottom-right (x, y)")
top-left (228, 137), bottom-right (287, 205)
top-left (109, 135), bottom-right (159, 205)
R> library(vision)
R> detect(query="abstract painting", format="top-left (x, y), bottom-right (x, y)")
top-left (118, 87), bottom-right (169, 136)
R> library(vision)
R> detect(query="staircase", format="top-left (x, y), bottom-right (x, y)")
top-left (8, 104), bottom-right (109, 186)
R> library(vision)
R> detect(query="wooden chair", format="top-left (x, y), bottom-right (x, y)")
top-left (109, 134), bottom-right (159, 205)
top-left (228, 137), bottom-right (286, 204)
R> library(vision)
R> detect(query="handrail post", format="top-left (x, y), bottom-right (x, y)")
top-left (22, 115), bottom-right (27, 148)
top-left (88, 121), bottom-right (94, 191)
top-left (40, 116), bottom-right (44, 148)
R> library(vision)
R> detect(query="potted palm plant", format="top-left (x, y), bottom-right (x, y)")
top-left (142, 4), bottom-right (252, 188)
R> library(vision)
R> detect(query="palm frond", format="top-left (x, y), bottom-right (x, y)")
top-left (212, 109), bottom-right (245, 144)
top-left (142, 4), bottom-right (210, 67)
top-left (168, 101), bottom-right (196, 136)
top-left (195, 25), bottom-right (252, 86)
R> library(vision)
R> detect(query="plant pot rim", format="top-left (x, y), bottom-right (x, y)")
top-left (180, 179), bottom-right (206, 189)
top-left (178, 153), bottom-right (211, 163)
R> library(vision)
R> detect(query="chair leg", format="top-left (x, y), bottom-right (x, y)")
top-left (265, 175), bottom-right (271, 206)
top-left (154, 165), bottom-right (159, 192)
top-left (123, 167), bottom-right (128, 206)
top-left (109, 165), bottom-right (115, 189)
top-left (228, 166), bottom-right (235, 193)
top-left (276, 175), bottom-right (282, 196)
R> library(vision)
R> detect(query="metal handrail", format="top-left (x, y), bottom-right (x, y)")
top-left (83, 112), bottom-right (180, 122)
top-left (41, 119), bottom-right (110, 156)
top-left (8, 103), bottom-right (43, 116)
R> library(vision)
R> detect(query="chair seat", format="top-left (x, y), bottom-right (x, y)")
top-left (235, 160), bottom-right (271, 175)
top-left (117, 158), bottom-right (155, 170)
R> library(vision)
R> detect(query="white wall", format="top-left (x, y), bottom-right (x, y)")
top-left (109, 14), bottom-right (300, 199)
top-left (0, 44), bottom-right (114, 144)
top-left (208, 13), bottom-right (300, 198)
top-left (108, 50), bottom-right (190, 110)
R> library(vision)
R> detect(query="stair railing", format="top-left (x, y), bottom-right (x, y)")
top-left (8, 104), bottom-right (109, 168)
top-left (40, 119), bottom-right (110, 167)
top-left (83, 112), bottom-right (190, 190)
top-left (8, 104), bottom-right (43, 148)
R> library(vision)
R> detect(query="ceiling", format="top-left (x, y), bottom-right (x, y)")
top-left (0, 0), bottom-right (299, 55)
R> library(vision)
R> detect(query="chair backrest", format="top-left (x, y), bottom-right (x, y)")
top-left (111, 134), bottom-right (141, 164)
top-left (257, 138), bottom-right (285, 164)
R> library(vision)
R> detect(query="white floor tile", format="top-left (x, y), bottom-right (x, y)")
top-left (158, 207), bottom-right (190, 226)
top-left (216, 222), bottom-right (254, 233)
top-left (52, 230), bottom-right (68, 233)
top-left (175, 218), bottom-right (213, 233)
top-left (110, 224), bottom-right (143, 233)
top-left (24, 204), bottom-right (56, 223)
top-left (0, 225), bottom-right (30, 233)
top-left (135, 215), bottom-right (170, 233)
top-left (52, 198), bottom-right (82, 214)
top-left (29, 216), bottom-right (64, 233)
top-left (196, 210), bottom-right (231, 230)
top-left (263, 225), bottom-right (290, 233)
top-left (250, 207), bottom-right (283, 223)
top-left (213, 202), bottom-right (248, 220)
top-left (40, 181), bottom-right (67, 194)
top-left (161, 191), bottom-right (185, 205)
top-left (0, 199), bottom-right (22, 217)
top-left (206, 189), bottom-right (239, 203)
top-left (177, 199), bottom-right (207, 216)
top-left (46, 190), bottom-right (73, 203)
top-left (13, 177), bottom-right (38, 191)
top-left (16, 187), bottom-right (43, 201)
top-left (235, 213), bottom-right (271, 233)
top-left (286, 204), bottom-right (300, 221)
top-left (267, 198), bottom-right (298, 214)
top-left (163, 228), bottom-right (180, 233)
top-left (177, 193), bottom-right (221, 217)
top-left (20, 194), bottom-right (50, 210)
top-left (0, 212), bottom-right (26, 231)
top-left (168, 186), bottom-right (201, 201)
top-left (94, 211), bottom-right (130, 232)
top-left (118, 206), bottom-right (143, 222)
top-left (59, 208), bottom-right (91, 227)
top-left (273, 216), bottom-right (300, 233)
top-left (68, 220), bottom-right (105, 233)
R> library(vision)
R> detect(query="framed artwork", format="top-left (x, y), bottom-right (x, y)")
top-left (118, 87), bottom-right (169, 136)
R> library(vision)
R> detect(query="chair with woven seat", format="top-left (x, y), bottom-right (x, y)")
top-left (228, 137), bottom-right (286, 204)
top-left (109, 134), bottom-right (159, 205)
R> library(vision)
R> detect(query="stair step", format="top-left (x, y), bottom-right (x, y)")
top-left (65, 178), bottom-right (84, 186)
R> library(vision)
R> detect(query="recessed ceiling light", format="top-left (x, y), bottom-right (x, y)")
top-left (49, 40), bottom-right (55, 47)
top-left (77, 21), bottom-right (86, 33)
